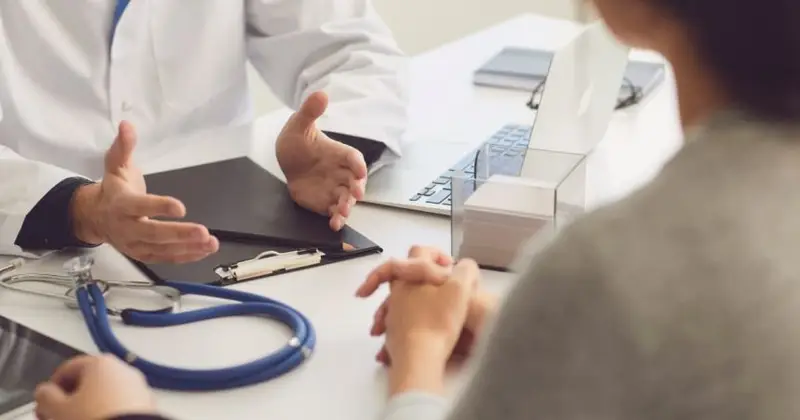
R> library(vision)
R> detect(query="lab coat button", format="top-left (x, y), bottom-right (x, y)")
top-left (121, 101), bottom-right (133, 112)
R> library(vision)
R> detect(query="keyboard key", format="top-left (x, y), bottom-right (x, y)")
top-left (419, 123), bottom-right (532, 203)
top-left (426, 190), bottom-right (451, 205)
top-left (443, 198), bottom-right (452, 206)
top-left (409, 194), bottom-right (421, 201)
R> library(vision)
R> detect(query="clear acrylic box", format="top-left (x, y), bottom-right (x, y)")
top-left (451, 146), bottom-right (587, 270)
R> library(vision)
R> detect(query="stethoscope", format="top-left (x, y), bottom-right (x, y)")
top-left (0, 255), bottom-right (315, 391)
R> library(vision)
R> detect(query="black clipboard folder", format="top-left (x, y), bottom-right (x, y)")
top-left (131, 157), bottom-right (382, 286)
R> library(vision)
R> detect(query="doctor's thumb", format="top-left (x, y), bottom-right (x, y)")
top-left (293, 91), bottom-right (329, 127)
top-left (105, 120), bottom-right (138, 172)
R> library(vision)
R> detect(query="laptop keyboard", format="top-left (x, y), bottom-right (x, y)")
top-left (408, 123), bottom-right (533, 209)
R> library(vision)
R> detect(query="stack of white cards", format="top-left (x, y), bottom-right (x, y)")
top-left (457, 175), bottom-right (558, 269)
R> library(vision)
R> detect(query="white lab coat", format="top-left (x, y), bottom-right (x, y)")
top-left (0, 0), bottom-right (409, 255)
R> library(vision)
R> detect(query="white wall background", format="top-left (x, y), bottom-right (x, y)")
top-left (247, 0), bottom-right (577, 114)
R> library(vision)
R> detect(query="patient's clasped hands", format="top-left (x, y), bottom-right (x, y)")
top-left (355, 246), bottom-right (497, 396)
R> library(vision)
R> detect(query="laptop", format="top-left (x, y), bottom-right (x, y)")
top-left (362, 21), bottom-right (632, 215)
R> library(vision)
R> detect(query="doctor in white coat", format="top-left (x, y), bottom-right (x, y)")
top-left (0, 0), bottom-right (408, 264)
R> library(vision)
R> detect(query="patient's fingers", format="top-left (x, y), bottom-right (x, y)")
top-left (370, 298), bottom-right (389, 336)
top-left (376, 345), bottom-right (390, 366)
top-left (356, 258), bottom-right (452, 297)
top-left (407, 245), bottom-right (453, 266)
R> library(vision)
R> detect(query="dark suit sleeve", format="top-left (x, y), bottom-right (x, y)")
top-left (14, 177), bottom-right (99, 250)
top-left (324, 131), bottom-right (387, 168)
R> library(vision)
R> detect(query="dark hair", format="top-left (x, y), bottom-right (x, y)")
top-left (652, 0), bottom-right (800, 121)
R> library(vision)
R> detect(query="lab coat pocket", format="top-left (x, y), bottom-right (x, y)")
top-left (148, 1), bottom-right (245, 112)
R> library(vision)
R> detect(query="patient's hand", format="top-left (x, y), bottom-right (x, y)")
top-left (356, 246), bottom-right (497, 365)
top-left (34, 354), bottom-right (157, 420)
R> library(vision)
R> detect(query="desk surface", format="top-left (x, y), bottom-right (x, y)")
top-left (0, 14), bottom-right (683, 420)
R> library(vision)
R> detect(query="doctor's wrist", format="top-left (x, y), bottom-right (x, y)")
top-left (70, 183), bottom-right (106, 245)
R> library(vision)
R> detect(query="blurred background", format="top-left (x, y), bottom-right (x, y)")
top-left (247, 0), bottom-right (580, 113)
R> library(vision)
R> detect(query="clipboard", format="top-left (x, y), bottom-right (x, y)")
top-left (130, 157), bottom-right (383, 285)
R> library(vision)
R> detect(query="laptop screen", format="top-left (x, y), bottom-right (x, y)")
top-left (0, 316), bottom-right (82, 416)
top-left (522, 20), bottom-right (629, 167)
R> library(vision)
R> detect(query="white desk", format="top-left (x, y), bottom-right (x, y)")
top-left (0, 14), bottom-right (683, 420)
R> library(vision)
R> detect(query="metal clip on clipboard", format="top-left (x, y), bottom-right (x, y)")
top-left (214, 248), bottom-right (325, 282)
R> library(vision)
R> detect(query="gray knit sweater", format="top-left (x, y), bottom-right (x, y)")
top-left (382, 110), bottom-right (800, 420)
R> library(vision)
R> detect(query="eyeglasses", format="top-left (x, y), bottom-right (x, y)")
top-left (525, 76), bottom-right (643, 111)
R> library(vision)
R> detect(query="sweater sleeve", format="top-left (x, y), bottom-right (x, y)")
top-left (381, 392), bottom-right (448, 420)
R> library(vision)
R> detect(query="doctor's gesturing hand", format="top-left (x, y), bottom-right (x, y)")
top-left (276, 91), bottom-right (368, 231)
top-left (69, 121), bottom-right (219, 263)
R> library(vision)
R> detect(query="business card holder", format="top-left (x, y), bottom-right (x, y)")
top-left (451, 146), bottom-right (588, 270)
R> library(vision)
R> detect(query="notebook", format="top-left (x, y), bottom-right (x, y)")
top-left (132, 157), bottom-right (382, 285)
top-left (473, 46), bottom-right (666, 101)
top-left (473, 47), bottom-right (552, 91)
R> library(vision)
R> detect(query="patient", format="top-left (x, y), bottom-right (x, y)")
top-left (29, 0), bottom-right (800, 418)
top-left (356, 0), bottom-right (800, 419)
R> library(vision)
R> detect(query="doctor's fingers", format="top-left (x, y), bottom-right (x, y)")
top-left (332, 185), bottom-right (358, 217)
top-left (356, 258), bottom-right (452, 297)
top-left (115, 193), bottom-right (186, 219)
top-left (123, 237), bottom-right (218, 264)
top-left (131, 219), bottom-right (212, 244)
top-left (130, 249), bottom-right (213, 265)
top-left (338, 146), bottom-right (368, 181)
top-left (329, 212), bottom-right (346, 232)
top-left (328, 185), bottom-right (359, 231)
top-left (329, 166), bottom-right (366, 201)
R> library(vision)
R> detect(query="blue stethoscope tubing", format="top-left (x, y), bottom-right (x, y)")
top-left (75, 281), bottom-right (316, 391)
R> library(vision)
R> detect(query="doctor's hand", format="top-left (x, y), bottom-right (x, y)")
top-left (71, 121), bottom-right (219, 263)
top-left (276, 92), bottom-right (367, 231)
top-left (34, 354), bottom-right (157, 420)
